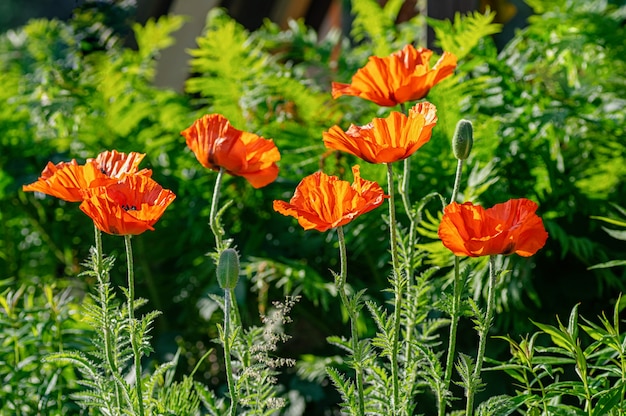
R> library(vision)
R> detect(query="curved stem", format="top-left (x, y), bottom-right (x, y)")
top-left (440, 157), bottom-right (467, 415)
top-left (450, 159), bottom-right (463, 204)
top-left (466, 255), bottom-right (498, 416)
top-left (210, 167), bottom-right (226, 251)
top-left (400, 157), bottom-right (417, 277)
top-left (337, 227), bottom-right (365, 416)
top-left (386, 162), bottom-right (403, 412)
top-left (125, 235), bottom-right (145, 416)
top-left (386, 163), bottom-right (401, 275)
top-left (224, 288), bottom-right (238, 416)
top-left (397, 104), bottom-right (416, 281)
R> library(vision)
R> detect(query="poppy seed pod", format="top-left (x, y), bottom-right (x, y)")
top-left (452, 119), bottom-right (473, 160)
top-left (217, 248), bottom-right (240, 290)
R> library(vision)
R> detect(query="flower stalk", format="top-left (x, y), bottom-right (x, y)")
top-left (336, 226), bottom-right (365, 416)
top-left (124, 234), bottom-right (145, 416)
top-left (223, 287), bottom-right (238, 416)
top-left (440, 155), bottom-right (466, 416)
top-left (210, 167), bottom-right (226, 251)
top-left (386, 162), bottom-right (403, 412)
top-left (94, 225), bottom-right (123, 412)
top-left (216, 248), bottom-right (241, 415)
top-left (466, 255), bottom-right (498, 416)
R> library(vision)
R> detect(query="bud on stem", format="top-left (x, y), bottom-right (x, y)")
top-left (217, 248), bottom-right (240, 290)
top-left (452, 119), bottom-right (473, 161)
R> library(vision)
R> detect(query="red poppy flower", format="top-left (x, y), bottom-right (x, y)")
top-left (438, 199), bottom-right (548, 257)
top-left (181, 114), bottom-right (281, 188)
top-left (91, 150), bottom-right (152, 179)
top-left (79, 175), bottom-right (176, 236)
top-left (323, 102), bottom-right (437, 164)
top-left (22, 160), bottom-right (106, 202)
top-left (273, 165), bottom-right (388, 232)
top-left (331, 45), bottom-right (457, 107)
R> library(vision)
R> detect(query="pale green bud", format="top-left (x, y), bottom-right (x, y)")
top-left (216, 248), bottom-right (240, 290)
top-left (452, 119), bottom-right (474, 160)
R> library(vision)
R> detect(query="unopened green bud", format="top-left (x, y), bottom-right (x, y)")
top-left (452, 119), bottom-right (473, 160)
top-left (216, 248), bottom-right (240, 290)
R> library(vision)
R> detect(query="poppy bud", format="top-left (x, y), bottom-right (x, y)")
top-left (216, 248), bottom-right (240, 290)
top-left (452, 119), bottom-right (473, 160)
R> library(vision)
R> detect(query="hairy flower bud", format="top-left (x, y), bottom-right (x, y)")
top-left (216, 248), bottom-right (240, 290)
top-left (452, 119), bottom-right (473, 160)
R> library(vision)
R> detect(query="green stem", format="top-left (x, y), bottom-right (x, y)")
top-left (124, 235), bottom-right (145, 416)
top-left (397, 104), bottom-right (416, 283)
top-left (224, 288), bottom-right (238, 416)
top-left (440, 158), bottom-right (466, 415)
top-left (397, 103), bottom-right (419, 381)
top-left (440, 256), bottom-right (461, 416)
top-left (337, 226), bottom-right (365, 416)
top-left (94, 225), bottom-right (124, 412)
top-left (450, 159), bottom-right (463, 204)
top-left (386, 163), bottom-right (402, 280)
top-left (400, 156), bottom-right (417, 278)
top-left (210, 167), bottom-right (226, 251)
top-left (466, 255), bottom-right (498, 416)
top-left (387, 162), bottom-right (403, 412)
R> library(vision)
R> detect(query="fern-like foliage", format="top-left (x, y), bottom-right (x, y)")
top-left (46, 249), bottom-right (134, 414)
top-left (45, 245), bottom-right (202, 416)
top-left (427, 10), bottom-right (501, 61)
top-left (349, 0), bottom-right (402, 56)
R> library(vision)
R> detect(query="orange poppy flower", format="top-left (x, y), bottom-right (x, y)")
top-left (22, 159), bottom-right (107, 202)
top-left (79, 174), bottom-right (176, 236)
top-left (331, 45), bottom-right (457, 107)
top-left (181, 114), bottom-right (281, 188)
top-left (91, 150), bottom-right (152, 179)
top-left (323, 102), bottom-right (437, 164)
top-left (438, 199), bottom-right (548, 257)
top-left (273, 165), bottom-right (388, 232)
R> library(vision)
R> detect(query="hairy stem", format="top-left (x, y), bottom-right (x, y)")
top-left (440, 158), bottom-right (466, 415)
top-left (387, 162), bottom-right (403, 412)
top-left (440, 256), bottom-right (461, 416)
top-left (210, 167), bottom-right (226, 251)
top-left (466, 255), bottom-right (498, 416)
top-left (125, 235), bottom-right (145, 416)
top-left (337, 226), bottom-right (365, 416)
top-left (450, 159), bottom-right (463, 204)
top-left (94, 225), bottom-right (123, 411)
top-left (224, 288), bottom-right (238, 416)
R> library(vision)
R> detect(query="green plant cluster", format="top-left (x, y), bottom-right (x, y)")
top-left (1, 0), bottom-right (625, 414)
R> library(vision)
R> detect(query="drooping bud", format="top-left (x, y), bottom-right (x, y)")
top-left (452, 119), bottom-right (473, 160)
top-left (216, 248), bottom-right (240, 290)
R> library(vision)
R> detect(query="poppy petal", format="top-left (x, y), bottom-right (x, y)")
top-left (332, 45), bottom-right (457, 106)
top-left (273, 166), bottom-right (388, 232)
top-left (182, 114), bottom-right (281, 188)
top-left (438, 199), bottom-right (548, 257)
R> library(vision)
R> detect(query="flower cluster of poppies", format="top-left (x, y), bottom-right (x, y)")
top-left (24, 44), bottom-right (547, 257)
top-left (23, 151), bottom-right (176, 236)
top-left (278, 43), bottom-right (545, 258)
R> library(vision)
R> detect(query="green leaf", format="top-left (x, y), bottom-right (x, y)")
top-left (591, 215), bottom-right (626, 228)
top-left (588, 260), bottom-right (626, 270)
top-left (350, 0), bottom-right (397, 56)
top-left (476, 394), bottom-right (520, 416)
top-left (531, 320), bottom-right (575, 353)
top-left (133, 14), bottom-right (186, 61)
top-left (592, 383), bottom-right (624, 416)
top-left (427, 10), bottom-right (502, 60)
